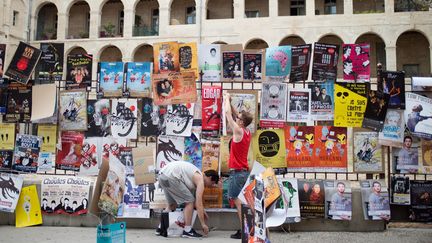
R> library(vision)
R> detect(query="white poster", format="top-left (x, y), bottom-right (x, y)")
top-left (378, 109), bottom-right (405, 147)
top-left (0, 173), bottom-right (23, 213)
top-left (405, 92), bottom-right (432, 140)
top-left (156, 135), bottom-right (184, 171)
top-left (278, 178), bottom-right (300, 221)
top-left (79, 137), bottom-right (101, 176)
top-left (111, 99), bottom-right (138, 139)
top-left (287, 88), bottom-right (311, 123)
top-left (37, 152), bottom-right (54, 173)
top-left (198, 44), bottom-right (221, 82)
top-left (165, 103), bottom-right (195, 137)
top-left (118, 175), bottom-right (150, 218)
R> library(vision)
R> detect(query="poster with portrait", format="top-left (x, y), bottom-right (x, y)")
top-left (342, 44), bottom-right (370, 82)
top-left (420, 139), bottom-right (432, 174)
top-left (198, 44), bottom-right (221, 82)
top-left (324, 180), bottom-right (352, 220)
top-left (98, 62), bottom-right (124, 97)
top-left (362, 90), bottom-right (390, 131)
top-left (311, 43), bottom-right (339, 82)
top-left (0, 44), bottom-right (5, 82)
top-left (0, 150), bottom-right (13, 170)
top-left (5, 42), bottom-right (41, 84)
top-left (405, 92), bottom-right (432, 140)
top-left (309, 81), bottom-right (334, 121)
top-left (184, 134), bottom-right (202, 170)
top-left (40, 176), bottom-right (91, 215)
top-left (221, 45), bottom-right (242, 82)
top-left (56, 131), bottom-right (84, 171)
top-left (15, 185), bottom-right (42, 228)
top-left (410, 180), bottom-right (432, 222)
top-left (252, 129), bottom-right (286, 168)
top-left (334, 82), bottom-right (369, 127)
top-left (59, 89), bottom-right (87, 131)
top-left (378, 109), bottom-right (405, 147)
top-left (298, 179), bottom-right (325, 218)
top-left (284, 126), bottom-right (315, 171)
top-left (0, 173), bottom-right (23, 213)
top-left (277, 178), bottom-right (300, 222)
top-left (224, 90), bottom-right (258, 135)
top-left (140, 98), bottom-right (164, 136)
top-left (101, 136), bottom-right (126, 161)
top-left (99, 156), bottom-right (126, 216)
top-left (392, 134), bottom-right (420, 174)
top-left (110, 99), bottom-right (138, 139)
top-left (66, 54), bottom-right (92, 89)
top-left (202, 85), bottom-right (222, 134)
top-left (118, 175), bottom-right (150, 218)
top-left (156, 135), bottom-right (184, 171)
top-left (86, 99), bottom-right (111, 137)
top-left (265, 46), bottom-right (291, 82)
top-left (79, 137), bottom-right (101, 176)
top-left (37, 124), bottom-right (57, 153)
top-left (378, 71), bottom-right (405, 109)
top-left (5, 81), bottom-right (32, 123)
top-left (313, 126), bottom-right (347, 172)
top-left (36, 43), bottom-right (64, 82)
top-left (12, 134), bottom-right (41, 173)
top-left (37, 152), bottom-right (54, 173)
top-left (361, 180), bottom-right (390, 220)
top-left (287, 89), bottom-right (311, 123)
top-left (153, 41), bottom-right (179, 74)
top-left (179, 42), bottom-right (198, 79)
top-left (353, 131), bottom-right (383, 173)
top-left (152, 71), bottom-right (197, 106)
top-left (201, 139), bottom-right (219, 172)
top-left (260, 83), bottom-right (287, 128)
top-left (165, 103), bottom-right (194, 137)
top-left (290, 44), bottom-right (312, 82)
top-left (390, 176), bottom-right (410, 205)
top-left (243, 49), bottom-right (265, 82)
top-left (124, 62), bottom-right (152, 97)
top-left (0, 123), bottom-right (15, 150)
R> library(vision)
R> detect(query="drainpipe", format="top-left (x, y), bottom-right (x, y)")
top-left (198, 0), bottom-right (202, 44)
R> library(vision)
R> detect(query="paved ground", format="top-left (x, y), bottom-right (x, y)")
top-left (0, 226), bottom-right (432, 243)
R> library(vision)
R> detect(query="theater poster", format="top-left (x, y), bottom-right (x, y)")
top-left (140, 98), bottom-right (164, 136)
top-left (111, 99), bottom-right (138, 139)
top-left (165, 103), bottom-right (194, 137)
top-left (290, 44), bottom-right (312, 82)
top-left (311, 43), bottom-right (339, 82)
top-left (0, 173), bottom-right (23, 213)
top-left (37, 124), bottom-right (57, 153)
top-left (342, 44), bottom-right (370, 82)
top-left (5, 81), bottom-right (32, 123)
top-left (101, 137), bottom-right (126, 161)
top-left (86, 99), bottom-right (111, 137)
top-left (362, 90), bottom-right (390, 132)
top-left (224, 90), bottom-right (258, 135)
top-left (298, 179), bottom-right (325, 218)
top-left (313, 126), bottom-right (347, 172)
top-left (12, 134), bottom-right (42, 173)
top-left (410, 180), bottom-right (432, 222)
top-left (287, 89), bottom-right (311, 123)
top-left (260, 83), bottom-right (287, 128)
top-left (309, 81), bottom-right (334, 121)
top-left (252, 129), bottom-right (286, 169)
top-left (265, 46), bottom-right (291, 82)
top-left (390, 176), bottom-right (410, 205)
top-left (201, 139), bottom-right (220, 172)
top-left (118, 175), bottom-right (150, 218)
top-left (66, 54), bottom-right (92, 89)
top-left (56, 131), bottom-right (84, 171)
top-left (184, 134), bottom-right (202, 170)
top-left (202, 85), bottom-right (222, 132)
top-left (405, 92), bottom-right (432, 140)
top-left (179, 42), bottom-right (198, 78)
top-left (98, 62), bottom-right (124, 97)
top-left (153, 41), bottom-right (179, 74)
top-left (5, 42), bottom-right (41, 84)
top-left (378, 71), bottom-right (405, 109)
top-left (156, 135), bottom-right (184, 171)
top-left (152, 71), bottom-right (197, 106)
top-left (222, 44), bottom-right (242, 82)
top-left (353, 131), bottom-right (383, 173)
top-left (15, 185), bottom-right (42, 227)
top-left (334, 82), bottom-right (369, 127)
top-left (360, 180), bottom-right (390, 220)
top-left (36, 43), bottom-right (64, 82)
top-left (243, 49), bottom-right (265, 82)
top-left (324, 180), bottom-right (352, 220)
top-left (285, 126), bottom-right (315, 171)
top-left (378, 109), bottom-right (405, 147)
top-left (198, 44), bottom-right (221, 82)
top-left (79, 137), bottom-right (101, 176)
top-left (0, 151), bottom-right (13, 170)
top-left (59, 89), bottom-right (87, 131)
top-left (0, 123), bottom-right (15, 150)
top-left (124, 62), bottom-right (152, 97)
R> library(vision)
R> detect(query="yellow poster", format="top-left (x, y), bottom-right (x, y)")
top-left (15, 185), bottom-right (42, 228)
top-left (201, 140), bottom-right (220, 172)
top-left (153, 41), bottom-right (179, 74)
top-left (252, 129), bottom-right (286, 168)
top-left (261, 167), bottom-right (281, 208)
top-left (37, 124), bottom-right (57, 153)
top-left (179, 42), bottom-right (198, 79)
top-left (334, 82), bottom-right (369, 127)
top-left (0, 123), bottom-right (15, 150)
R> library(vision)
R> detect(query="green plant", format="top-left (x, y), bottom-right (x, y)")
top-left (103, 22), bottom-right (116, 37)
top-left (79, 31), bottom-right (89, 38)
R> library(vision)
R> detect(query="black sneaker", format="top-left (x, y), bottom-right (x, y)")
top-left (182, 228), bottom-right (203, 238)
top-left (230, 229), bottom-right (241, 239)
top-left (155, 227), bottom-right (161, 236)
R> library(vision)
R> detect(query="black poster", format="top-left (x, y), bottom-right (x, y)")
top-left (410, 180), bottom-right (432, 222)
top-left (222, 52), bottom-right (241, 80)
top-left (0, 44), bottom-right (6, 82)
top-left (312, 42), bottom-right (339, 82)
top-left (378, 71), bottom-right (405, 109)
top-left (36, 43), bottom-right (64, 82)
top-left (140, 98), bottom-right (165, 136)
top-left (298, 179), bottom-right (325, 218)
top-left (5, 82), bottom-right (32, 122)
top-left (290, 44), bottom-right (312, 82)
top-left (86, 99), bottom-right (111, 137)
top-left (243, 53), bottom-right (263, 81)
top-left (66, 54), bottom-right (93, 89)
top-left (0, 150), bottom-right (13, 170)
top-left (362, 90), bottom-right (390, 132)
top-left (5, 42), bottom-right (42, 84)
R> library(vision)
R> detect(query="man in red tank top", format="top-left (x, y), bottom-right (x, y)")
top-left (224, 93), bottom-right (254, 239)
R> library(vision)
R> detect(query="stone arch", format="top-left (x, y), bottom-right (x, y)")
top-left (206, 0), bottom-right (234, 19)
top-left (133, 0), bottom-right (160, 36)
top-left (170, 0), bottom-right (197, 25)
top-left (35, 2), bottom-right (58, 40)
top-left (67, 1), bottom-right (91, 39)
top-left (133, 44), bottom-right (154, 62)
top-left (279, 35), bottom-right (306, 46)
top-left (396, 30), bottom-right (430, 77)
top-left (66, 46), bottom-right (88, 56)
top-left (245, 38), bottom-right (269, 49)
top-left (212, 41), bottom-right (227, 44)
top-left (98, 45), bottom-right (123, 62)
top-left (100, 0), bottom-right (125, 37)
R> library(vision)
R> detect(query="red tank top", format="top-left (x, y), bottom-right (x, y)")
top-left (229, 128), bottom-right (251, 170)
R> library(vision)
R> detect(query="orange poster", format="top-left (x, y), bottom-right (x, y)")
top-left (284, 126), bottom-right (315, 171)
top-left (153, 42), bottom-right (179, 74)
top-left (313, 126), bottom-right (347, 172)
top-left (152, 71), bottom-right (197, 105)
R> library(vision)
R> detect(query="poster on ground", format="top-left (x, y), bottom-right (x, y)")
top-left (277, 178), bottom-right (300, 223)
top-left (0, 173), bottom-right (23, 213)
top-left (118, 176), bottom-right (150, 218)
top-left (96, 222), bottom-right (126, 243)
top-left (298, 179), bottom-right (325, 218)
top-left (324, 180), bottom-right (352, 220)
top-left (15, 185), bottom-right (42, 228)
top-left (360, 180), bottom-right (390, 220)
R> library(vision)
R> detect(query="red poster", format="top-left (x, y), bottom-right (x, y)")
top-left (285, 126), bottom-right (315, 171)
top-left (56, 131), bottom-right (84, 171)
top-left (201, 86), bottom-right (222, 131)
top-left (313, 126), bottom-right (347, 172)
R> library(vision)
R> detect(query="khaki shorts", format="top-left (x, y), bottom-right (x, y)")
top-left (159, 173), bottom-right (195, 205)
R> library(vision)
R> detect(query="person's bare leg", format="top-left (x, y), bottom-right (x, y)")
top-left (234, 198), bottom-right (242, 227)
top-left (183, 202), bottom-right (194, 227)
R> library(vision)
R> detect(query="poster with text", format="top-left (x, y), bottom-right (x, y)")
top-left (184, 134), bottom-right (202, 170)
top-left (405, 92), bottom-right (432, 140)
top-left (378, 71), bottom-right (405, 109)
top-left (98, 156), bottom-right (126, 216)
top-left (152, 71), bottom-right (197, 106)
top-left (101, 137), bottom-right (126, 161)
top-left (362, 90), bottom-right (390, 131)
top-left (165, 103), bottom-right (194, 137)
top-left (378, 109), bottom-right (405, 147)
top-left (309, 80), bottom-right (334, 121)
top-left (334, 82), bottom-right (369, 127)
top-left (66, 54), bottom-right (92, 89)
top-left (265, 46), bottom-right (291, 82)
top-left (392, 134), bottom-right (420, 174)
top-left (156, 135), bottom-right (184, 171)
top-left (298, 179), bottom-right (325, 218)
top-left (313, 126), bottom-right (347, 172)
top-left (119, 147), bottom-right (134, 176)
top-left (410, 180), bottom-right (432, 222)
top-left (390, 176), bottom-right (410, 205)
top-left (202, 86), bottom-right (222, 133)
top-left (0, 123), bottom-right (16, 150)
top-left (312, 43), bottom-right (339, 82)
top-left (59, 89), bottom-right (87, 131)
top-left (222, 45), bottom-right (242, 82)
top-left (224, 90), bottom-right (258, 135)
top-left (56, 131), bottom-right (84, 171)
top-left (260, 83), bottom-right (287, 128)
top-left (0, 173), bottom-right (23, 213)
top-left (201, 139), bottom-right (220, 172)
top-left (179, 42), bottom-right (198, 78)
top-left (111, 99), bottom-right (138, 139)
top-left (153, 41), bottom-right (179, 74)
top-left (98, 62), bottom-right (124, 97)
top-left (5, 42), bottom-right (41, 84)
top-left (285, 126), bottom-right (315, 171)
top-left (290, 44), bottom-right (312, 82)
top-left (140, 98), bottom-right (164, 136)
top-left (15, 185), bottom-right (42, 227)
top-left (5, 82), bottom-right (32, 123)
top-left (37, 124), bottom-right (57, 153)
top-left (79, 137), bottom-right (101, 176)
top-left (198, 44), bottom-right (221, 82)
top-left (243, 49), bottom-right (265, 82)
top-left (360, 180), bottom-right (390, 220)
top-left (203, 184), bottom-right (223, 208)
top-left (342, 44), bottom-right (370, 82)
top-left (125, 62), bottom-right (152, 97)
top-left (118, 175), bottom-right (150, 218)
top-left (12, 134), bottom-right (41, 173)
top-left (253, 129), bottom-right (286, 169)
top-left (353, 131), bottom-right (383, 173)
top-left (287, 89), bottom-right (311, 123)
top-left (86, 99), bottom-right (112, 137)
top-left (36, 43), bottom-right (64, 82)
top-left (324, 180), bottom-right (352, 220)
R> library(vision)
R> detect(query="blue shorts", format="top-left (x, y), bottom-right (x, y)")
top-left (228, 170), bottom-right (249, 199)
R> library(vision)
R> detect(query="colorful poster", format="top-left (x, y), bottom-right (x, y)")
top-left (262, 167), bottom-right (281, 208)
top-left (378, 71), bottom-right (405, 109)
top-left (313, 126), bottom-right (347, 172)
top-left (405, 92), bottom-right (432, 140)
top-left (99, 156), bottom-right (126, 216)
top-left (111, 99), bottom-right (138, 139)
top-left (0, 150), bottom-right (13, 170)
top-left (290, 44), bottom-right (312, 82)
top-left (140, 98), bottom-right (164, 136)
top-left (311, 43), bottom-right (339, 82)
top-left (421, 139), bottom-right (432, 174)
top-left (265, 46), bottom-right (291, 82)
top-left (125, 62), bottom-right (152, 97)
top-left (390, 176), bottom-right (410, 205)
top-left (66, 54), bottom-right (92, 89)
top-left (342, 44), bottom-right (370, 82)
top-left (98, 62), bottom-right (124, 97)
top-left (152, 71), bottom-right (197, 106)
top-left (353, 131), bottom-right (383, 173)
top-left (59, 89), bottom-right (87, 131)
top-left (222, 45), bottom-right (242, 81)
top-left (56, 131), bottom-right (84, 171)
top-left (410, 180), bottom-right (432, 222)
top-left (37, 152), bottom-right (54, 173)
top-left (119, 147), bottom-right (134, 176)
top-left (298, 179), bottom-right (325, 218)
top-left (36, 43), bottom-right (64, 82)
top-left (360, 180), bottom-right (390, 220)
top-left (165, 103), bottom-right (194, 137)
top-left (156, 135), bottom-right (184, 171)
top-left (15, 185), bottom-right (42, 227)
top-left (5, 82), bottom-right (32, 123)
top-left (309, 81), bottom-right (334, 121)
top-left (334, 82), bottom-right (369, 127)
top-left (184, 134), bottom-right (202, 170)
top-left (5, 42), bottom-right (42, 84)
top-left (101, 137), bottom-right (126, 161)
top-left (198, 44), bottom-right (221, 81)
top-left (324, 180), bottom-right (352, 220)
top-left (97, 222), bottom-right (126, 243)
top-left (260, 83), bottom-right (287, 128)
top-left (392, 134), bottom-right (419, 173)
top-left (118, 176), bottom-right (150, 218)
top-left (224, 90), bottom-right (258, 134)
top-left (0, 173), bottom-right (23, 213)
top-left (362, 90), bottom-right (390, 131)
top-left (202, 86), bottom-right (222, 132)
top-left (243, 49), bottom-right (265, 82)
top-left (378, 109), bottom-right (405, 147)
top-left (37, 124), bottom-right (57, 153)
top-left (12, 134), bottom-right (41, 173)
top-left (278, 178), bottom-right (300, 222)
top-left (285, 126), bottom-right (315, 171)
top-left (0, 123), bottom-right (15, 150)
top-left (0, 44), bottom-right (5, 82)
top-left (201, 139), bottom-right (220, 172)
top-left (153, 41), bottom-right (179, 74)
top-left (287, 89), bottom-right (311, 123)
top-left (253, 129), bottom-right (286, 168)
top-left (79, 137), bottom-right (101, 176)
top-left (179, 42), bottom-right (198, 78)
top-left (86, 99), bottom-right (112, 137)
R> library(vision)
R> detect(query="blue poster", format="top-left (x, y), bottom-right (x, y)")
top-left (99, 62), bottom-right (124, 97)
top-left (125, 62), bottom-right (152, 97)
top-left (266, 46), bottom-right (292, 81)
top-left (97, 222), bottom-right (126, 243)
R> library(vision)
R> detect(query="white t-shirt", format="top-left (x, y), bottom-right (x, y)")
top-left (160, 161), bottom-right (202, 191)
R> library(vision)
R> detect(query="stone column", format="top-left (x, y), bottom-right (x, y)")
top-left (269, 0), bottom-right (278, 17)
top-left (385, 45), bottom-right (397, 71)
top-left (234, 0), bottom-right (245, 19)
top-left (385, 0), bottom-right (395, 13)
top-left (89, 10), bottom-right (101, 39)
top-left (123, 8), bottom-right (134, 38)
top-left (57, 12), bottom-right (68, 40)
top-left (306, 0), bottom-right (315, 16)
top-left (344, 0), bottom-right (353, 15)
top-left (158, 6), bottom-right (169, 36)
